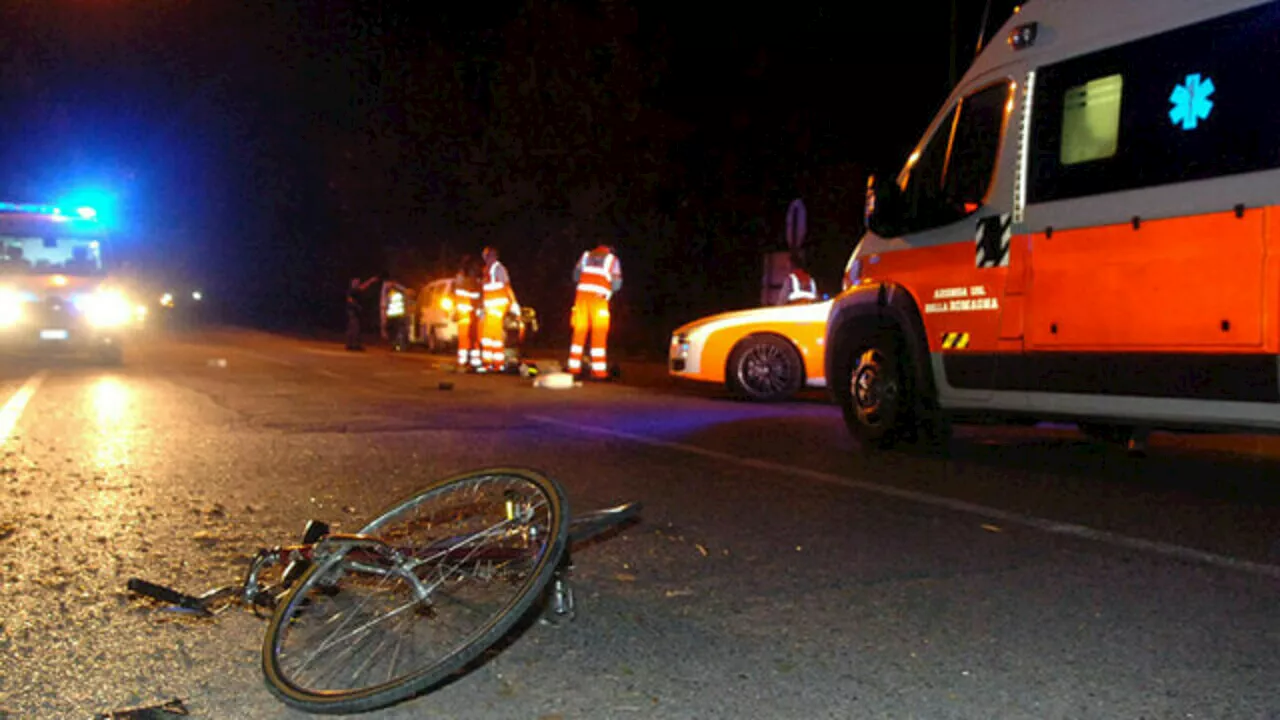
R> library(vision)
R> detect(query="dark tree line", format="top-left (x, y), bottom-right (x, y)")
top-left (0, 0), bottom-right (872, 352)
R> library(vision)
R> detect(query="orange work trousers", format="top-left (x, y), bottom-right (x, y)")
top-left (480, 301), bottom-right (509, 371)
top-left (456, 315), bottom-right (480, 369)
top-left (569, 291), bottom-right (611, 378)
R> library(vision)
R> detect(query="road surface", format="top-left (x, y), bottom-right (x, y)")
top-left (1, 329), bottom-right (1277, 719)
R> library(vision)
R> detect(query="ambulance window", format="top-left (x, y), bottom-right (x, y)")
top-left (943, 82), bottom-right (1011, 207)
top-left (900, 107), bottom-right (957, 226)
top-left (1060, 74), bottom-right (1122, 165)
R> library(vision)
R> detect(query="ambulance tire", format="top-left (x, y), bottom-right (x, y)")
top-left (726, 335), bottom-right (804, 402)
top-left (838, 330), bottom-right (915, 450)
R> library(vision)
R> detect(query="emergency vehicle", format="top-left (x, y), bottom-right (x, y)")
top-left (827, 0), bottom-right (1280, 448)
top-left (0, 202), bottom-right (136, 364)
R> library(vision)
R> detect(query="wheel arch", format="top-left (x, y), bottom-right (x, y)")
top-left (824, 282), bottom-right (936, 407)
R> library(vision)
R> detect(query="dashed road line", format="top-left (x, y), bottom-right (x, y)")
top-left (0, 372), bottom-right (48, 444)
top-left (527, 414), bottom-right (1280, 580)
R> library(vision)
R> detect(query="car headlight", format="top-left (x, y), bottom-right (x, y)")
top-left (81, 290), bottom-right (134, 328)
top-left (0, 289), bottom-right (21, 327)
top-left (671, 333), bottom-right (690, 359)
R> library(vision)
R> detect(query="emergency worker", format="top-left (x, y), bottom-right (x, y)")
top-left (380, 280), bottom-right (410, 350)
top-left (479, 246), bottom-right (519, 373)
top-left (779, 251), bottom-right (817, 305)
top-left (568, 244), bottom-right (622, 379)
top-left (345, 275), bottom-right (379, 351)
top-left (451, 255), bottom-right (482, 371)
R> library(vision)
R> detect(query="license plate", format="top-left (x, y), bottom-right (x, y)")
top-left (40, 329), bottom-right (69, 340)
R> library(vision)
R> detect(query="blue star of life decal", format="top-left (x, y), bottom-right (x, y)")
top-left (1169, 73), bottom-right (1215, 131)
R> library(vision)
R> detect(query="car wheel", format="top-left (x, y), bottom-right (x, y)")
top-left (726, 335), bottom-right (804, 402)
top-left (838, 331), bottom-right (913, 449)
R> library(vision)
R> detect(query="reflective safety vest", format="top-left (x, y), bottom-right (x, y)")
top-left (785, 269), bottom-right (817, 303)
top-left (452, 275), bottom-right (480, 316)
top-left (386, 289), bottom-right (406, 317)
top-left (575, 246), bottom-right (622, 300)
top-left (483, 260), bottom-right (514, 311)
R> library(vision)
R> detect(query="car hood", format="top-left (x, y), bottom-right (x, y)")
top-left (673, 300), bottom-right (833, 340)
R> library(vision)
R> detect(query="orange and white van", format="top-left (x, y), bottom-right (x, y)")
top-left (826, 0), bottom-right (1280, 447)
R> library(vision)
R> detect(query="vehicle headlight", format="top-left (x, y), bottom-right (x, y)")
top-left (0, 289), bottom-right (21, 327)
top-left (81, 290), bottom-right (133, 328)
top-left (671, 333), bottom-right (690, 359)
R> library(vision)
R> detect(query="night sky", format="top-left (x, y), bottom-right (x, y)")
top-left (0, 0), bottom-right (1021, 353)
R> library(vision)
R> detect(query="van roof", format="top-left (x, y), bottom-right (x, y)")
top-left (960, 0), bottom-right (1272, 91)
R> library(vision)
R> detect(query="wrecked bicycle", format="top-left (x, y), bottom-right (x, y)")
top-left (127, 467), bottom-right (641, 715)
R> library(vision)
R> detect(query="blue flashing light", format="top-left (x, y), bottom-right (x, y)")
top-left (1170, 73), bottom-right (1215, 131)
top-left (0, 201), bottom-right (63, 215)
top-left (76, 206), bottom-right (98, 220)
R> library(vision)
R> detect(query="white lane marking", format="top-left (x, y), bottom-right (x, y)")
top-left (0, 372), bottom-right (48, 444)
top-left (527, 414), bottom-right (1280, 580)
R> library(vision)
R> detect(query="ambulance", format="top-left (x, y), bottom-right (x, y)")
top-left (0, 202), bottom-right (136, 364)
top-left (827, 0), bottom-right (1280, 448)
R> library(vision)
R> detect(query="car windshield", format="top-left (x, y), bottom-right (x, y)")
top-left (0, 234), bottom-right (104, 276)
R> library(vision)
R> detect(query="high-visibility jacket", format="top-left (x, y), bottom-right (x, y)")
top-left (452, 274), bottom-right (480, 319)
top-left (573, 246), bottom-right (622, 299)
top-left (482, 260), bottom-right (516, 312)
top-left (386, 289), bottom-right (406, 317)
top-left (783, 268), bottom-right (817, 303)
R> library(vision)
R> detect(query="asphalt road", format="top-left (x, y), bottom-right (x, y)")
top-left (1, 329), bottom-right (1278, 719)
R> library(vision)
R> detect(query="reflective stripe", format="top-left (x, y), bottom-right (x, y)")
top-left (483, 281), bottom-right (505, 292)
top-left (570, 344), bottom-right (584, 353)
top-left (575, 284), bottom-right (612, 298)
top-left (591, 362), bottom-right (607, 372)
top-left (590, 348), bottom-right (606, 357)
top-left (787, 274), bottom-right (817, 302)
top-left (567, 358), bottom-right (582, 369)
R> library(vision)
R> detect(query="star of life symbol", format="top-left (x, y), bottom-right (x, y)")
top-left (1169, 73), bottom-right (1215, 131)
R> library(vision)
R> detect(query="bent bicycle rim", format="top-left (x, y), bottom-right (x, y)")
top-left (261, 467), bottom-right (569, 714)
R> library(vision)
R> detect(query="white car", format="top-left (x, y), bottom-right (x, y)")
top-left (416, 278), bottom-right (459, 352)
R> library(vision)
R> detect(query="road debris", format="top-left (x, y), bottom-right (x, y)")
top-left (534, 372), bottom-right (578, 390)
top-left (94, 697), bottom-right (189, 719)
top-left (980, 523), bottom-right (1003, 533)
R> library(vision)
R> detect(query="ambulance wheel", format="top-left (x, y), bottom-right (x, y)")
top-left (838, 331), bottom-right (912, 449)
top-left (726, 335), bottom-right (804, 402)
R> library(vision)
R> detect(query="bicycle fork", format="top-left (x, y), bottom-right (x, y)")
top-left (544, 549), bottom-right (576, 624)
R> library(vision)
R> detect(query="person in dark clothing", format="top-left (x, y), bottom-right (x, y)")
top-left (346, 276), bottom-right (379, 350)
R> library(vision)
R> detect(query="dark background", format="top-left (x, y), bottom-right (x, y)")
top-left (0, 0), bottom-right (1021, 356)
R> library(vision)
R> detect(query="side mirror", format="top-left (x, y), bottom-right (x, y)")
top-left (865, 173), bottom-right (906, 237)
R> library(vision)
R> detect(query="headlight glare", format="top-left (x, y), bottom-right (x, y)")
top-left (84, 290), bottom-right (133, 328)
top-left (0, 289), bottom-right (21, 327)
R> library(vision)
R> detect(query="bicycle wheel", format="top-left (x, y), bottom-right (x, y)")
top-left (262, 467), bottom-right (569, 714)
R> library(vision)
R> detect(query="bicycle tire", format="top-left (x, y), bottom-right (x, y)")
top-left (261, 467), bottom-right (569, 714)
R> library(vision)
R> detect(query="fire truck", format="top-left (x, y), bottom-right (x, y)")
top-left (0, 202), bottom-right (139, 364)
top-left (826, 0), bottom-right (1280, 450)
